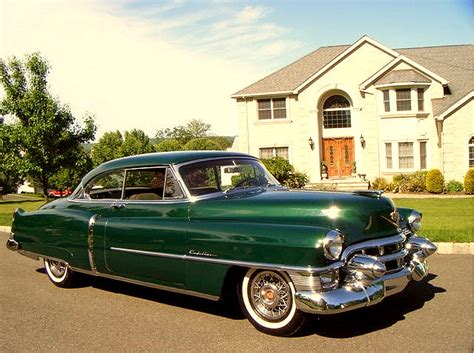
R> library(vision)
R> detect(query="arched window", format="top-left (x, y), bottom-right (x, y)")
top-left (322, 95), bottom-right (351, 128)
top-left (469, 136), bottom-right (474, 167)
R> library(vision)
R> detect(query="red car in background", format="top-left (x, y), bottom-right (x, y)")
top-left (47, 189), bottom-right (72, 198)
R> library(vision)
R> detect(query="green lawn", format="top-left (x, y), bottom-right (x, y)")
top-left (0, 200), bottom-right (46, 226)
top-left (0, 197), bottom-right (472, 243)
top-left (392, 198), bottom-right (473, 243)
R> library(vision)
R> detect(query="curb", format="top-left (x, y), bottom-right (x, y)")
top-left (1, 226), bottom-right (472, 255)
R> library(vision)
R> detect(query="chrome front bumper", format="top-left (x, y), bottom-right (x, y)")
top-left (295, 236), bottom-right (436, 315)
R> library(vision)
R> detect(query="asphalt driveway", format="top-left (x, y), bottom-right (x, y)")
top-left (0, 231), bottom-right (472, 352)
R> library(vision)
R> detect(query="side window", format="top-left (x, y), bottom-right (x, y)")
top-left (124, 168), bottom-right (166, 200)
top-left (180, 163), bottom-right (220, 196)
top-left (85, 170), bottom-right (125, 200)
top-left (164, 169), bottom-right (184, 200)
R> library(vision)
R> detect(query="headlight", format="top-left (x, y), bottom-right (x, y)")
top-left (407, 210), bottom-right (422, 232)
top-left (323, 230), bottom-right (344, 260)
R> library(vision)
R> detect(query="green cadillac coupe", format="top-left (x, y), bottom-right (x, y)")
top-left (6, 151), bottom-right (437, 336)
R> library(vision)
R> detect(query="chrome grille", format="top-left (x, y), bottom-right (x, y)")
top-left (342, 234), bottom-right (408, 274)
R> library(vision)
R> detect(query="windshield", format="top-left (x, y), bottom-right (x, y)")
top-left (179, 158), bottom-right (279, 197)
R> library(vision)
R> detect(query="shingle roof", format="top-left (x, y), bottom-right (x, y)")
top-left (232, 45), bottom-right (350, 96)
top-left (374, 69), bottom-right (431, 85)
top-left (397, 45), bottom-right (474, 116)
top-left (233, 41), bottom-right (473, 116)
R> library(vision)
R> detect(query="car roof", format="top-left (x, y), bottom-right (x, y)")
top-left (81, 150), bottom-right (254, 185)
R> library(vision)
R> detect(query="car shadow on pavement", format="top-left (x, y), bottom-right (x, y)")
top-left (62, 271), bottom-right (246, 320)
top-left (34, 267), bottom-right (445, 335)
top-left (299, 273), bottom-right (446, 338)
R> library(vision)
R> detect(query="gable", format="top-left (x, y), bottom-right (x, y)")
top-left (373, 69), bottom-right (431, 86)
top-left (232, 35), bottom-right (400, 98)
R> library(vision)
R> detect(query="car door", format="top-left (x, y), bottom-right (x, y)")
top-left (80, 166), bottom-right (188, 286)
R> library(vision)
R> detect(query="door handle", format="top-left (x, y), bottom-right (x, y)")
top-left (110, 202), bottom-right (125, 209)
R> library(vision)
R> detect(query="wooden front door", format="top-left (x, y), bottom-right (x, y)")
top-left (322, 138), bottom-right (354, 177)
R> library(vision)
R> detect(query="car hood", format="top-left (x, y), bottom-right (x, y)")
top-left (189, 188), bottom-right (400, 245)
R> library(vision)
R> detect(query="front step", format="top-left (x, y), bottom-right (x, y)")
top-left (306, 177), bottom-right (369, 191)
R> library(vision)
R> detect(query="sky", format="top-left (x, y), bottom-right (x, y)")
top-left (1, 0), bottom-right (472, 140)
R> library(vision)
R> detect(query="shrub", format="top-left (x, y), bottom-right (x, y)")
top-left (392, 174), bottom-right (409, 193)
top-left (464, 168), bottom-right (474, 194)
top-left (426, 169), bottom-right (444, 193)
top-left (371, 177), bottom-right (392, 192)
top-left (286, 172), bottom-right (309, 188)
top-left (445, 180), bottom-right (463, 193)
top-left (261, 158), bottom-right (308, 188)
top-left (391, 171), bottom-right (428, 193)
top-left (307, 183), bottom-right (337, 191)
top-left (406, 171), bottom-right (428, 192)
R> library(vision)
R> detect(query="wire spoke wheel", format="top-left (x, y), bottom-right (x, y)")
top-left (250, 271), bottom-right (291, 321)
top-left (239, 268), bottom-right (306, 336)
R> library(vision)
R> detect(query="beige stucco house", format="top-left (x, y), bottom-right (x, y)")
top-left (231, 36), bottom-right (473, 185)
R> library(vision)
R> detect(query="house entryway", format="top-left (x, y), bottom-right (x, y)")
top-left (322, 137), bottom-right (354, 177)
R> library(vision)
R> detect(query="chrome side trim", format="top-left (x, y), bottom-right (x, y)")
top-left (110, 246), bottom-right (342, 274)
top-left (71, 267), bottom-right (219, 301)
top-left (341, 233), bottom-right (406, 261)
top-left (111, 247), bottom-right (184, 260)
top-left (88, 215), bottom-right (100, 272)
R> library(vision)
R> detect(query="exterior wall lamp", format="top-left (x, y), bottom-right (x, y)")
top-left (360, 134), bottom-right (366, 148)
top-left (309, 137), bottom-right (315, 150)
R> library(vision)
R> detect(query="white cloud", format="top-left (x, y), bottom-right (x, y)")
top-left (1, 0), bottom-right (264, 139)
top-left (235, 5), bottom-right (268, 23)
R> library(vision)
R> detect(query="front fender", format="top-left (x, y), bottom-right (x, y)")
top-left (184, 220), bottom-right (333, 296)
top-left (186, 220), bottom-right (331, 268)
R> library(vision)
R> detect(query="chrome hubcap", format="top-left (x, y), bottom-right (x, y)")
top-left (250, 271), bottom-right (291, 321)
top-left (49, 260), bottom-right (66, 278)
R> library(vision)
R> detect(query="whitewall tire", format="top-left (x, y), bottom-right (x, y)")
top-left (44, 259), bottom-right (76, 288)
top-left (238, 268), bottom-right (306, 336)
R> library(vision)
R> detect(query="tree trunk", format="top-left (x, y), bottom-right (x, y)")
top-left (42, 177), bottom-right (49, 200)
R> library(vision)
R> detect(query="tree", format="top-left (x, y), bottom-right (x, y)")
top-left (121, 129), bottom-right (155, 157)
top-left (91, 129), bottom-right (155, 166)
top-left (91, 131), bottom-right (124, 166)
top-left (156, 119), bottom-right (211, 144)
top-left (155, 119), bottom-right (232, 151)
top-left (49, 147), bottom-right (93, 193)
top-left (0, 123), bottom-right (24, 196)
top-left (155, 138), bottom-right (183, 152)
top-left (184, 138), bottom-right (221, 150)
top-left (0, 53), bottom-right (96, 197)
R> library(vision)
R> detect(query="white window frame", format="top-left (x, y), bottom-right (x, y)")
top-left (377, 85), bottom-right (430, 116)
top-left (469, 136), bottom-right (474, 168)
top-left (396, 89), bottom-right (411, 111)
top-left (383, 90), bottom-right (390, 112)
top-left (419, 140), bottom-right (427, 170)
top-left (258, 146), bottom-right (290, 161)
top-left (382, 139), bottom-right (429, 172)
top-left (398, 142), bottom-right (414, 169)
top-left (257, 98), bottom-right (288, 121)
top-left (385, 142), bottom-right (393, 169)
